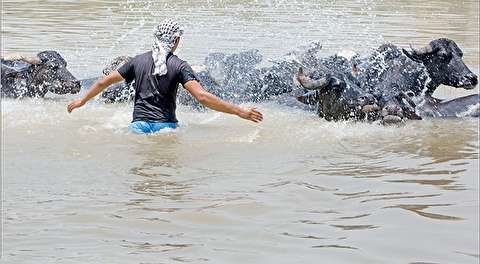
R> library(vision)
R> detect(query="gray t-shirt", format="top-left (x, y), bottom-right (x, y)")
top-left (118, 51), bottom-right (197, 123)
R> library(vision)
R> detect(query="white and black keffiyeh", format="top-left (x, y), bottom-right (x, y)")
top-left (152, 18), bottom-right (184, 76)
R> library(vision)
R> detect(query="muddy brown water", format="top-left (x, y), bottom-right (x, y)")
top-left (2, 0), bottom-right (479, 263)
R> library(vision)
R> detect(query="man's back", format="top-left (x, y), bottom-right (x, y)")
top-left (118, 51), bottom-right (197, 123)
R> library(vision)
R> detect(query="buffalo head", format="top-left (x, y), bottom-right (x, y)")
top-left (403, 38), bottom-right (478, 91)
top-left (32, 51), bottom-right (81, 95)
top-left (295, 67), bottom-right (384, 122)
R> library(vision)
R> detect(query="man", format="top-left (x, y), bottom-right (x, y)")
top-left (67, 19), bottom-right (263, 134)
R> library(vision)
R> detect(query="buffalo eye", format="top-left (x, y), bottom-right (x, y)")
top-left (437, 51), bottom-right (452, 61)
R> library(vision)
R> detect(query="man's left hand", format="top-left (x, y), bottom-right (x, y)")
top-left (238, 107), bottom-right (263, 123)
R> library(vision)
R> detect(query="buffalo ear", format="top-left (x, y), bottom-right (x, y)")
top-left (296, 67), bottom-right (331, 90)
top-left (37, 51), bottom-right (67, 67)
top-left (402, 48), bottom-right (422, 62)
top-left (296, 91), bottom-right (320, 105)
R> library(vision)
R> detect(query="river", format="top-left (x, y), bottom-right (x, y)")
top-left (1, 0), bottom-right (479, 263)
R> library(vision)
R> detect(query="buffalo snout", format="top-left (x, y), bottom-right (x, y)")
top-left (46, 66), bottom-right (81, 95)
top-left (358, 93), bottom-right (377, 107)
top-left (67, 79), bottom-right (82, 94)
top-left (381, 104), bottom-right (405, 125)
top-left (464, 72), bottom-right (478, 88)
top-left (446, 61), bottom-right (479, 89)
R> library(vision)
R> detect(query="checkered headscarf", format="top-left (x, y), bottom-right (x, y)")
top-left (152, 18), bottom-right (184, 76)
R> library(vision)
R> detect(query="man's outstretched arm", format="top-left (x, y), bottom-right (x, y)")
top-left (184, 80), bottom-right (263, 123)
top-left (67, 71), bottom-right (124, 113)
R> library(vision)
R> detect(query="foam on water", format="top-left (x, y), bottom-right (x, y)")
top-left (5, 98), bottom-right (476, 148)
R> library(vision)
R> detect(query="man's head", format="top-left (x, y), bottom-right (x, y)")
top-left (152, 18), bottom-right (184, 76)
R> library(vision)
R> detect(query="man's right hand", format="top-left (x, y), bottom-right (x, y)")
top-left (184, 80), bottom-right (264, 123)
top-left (238, 107), bottom-right (263, 123)
top-left (67, 99), bottom-right (85, 113)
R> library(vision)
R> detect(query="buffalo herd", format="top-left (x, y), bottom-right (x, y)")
top-left (1, 38), bottom-right (478, 124)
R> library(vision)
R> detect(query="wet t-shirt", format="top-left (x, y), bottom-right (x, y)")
top-left (117, 51), bottom-right (197, 123)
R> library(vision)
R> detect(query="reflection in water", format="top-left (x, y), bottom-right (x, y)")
top-left (281, 232), bottom-right (326, 240)
top-left (338, 214), bottom-right (370, 220)
top-left (330, 224), bottom-right (378, 231)
top-left (359, 194), bottom-right (441, 203)
top-left (336, 191), bottom-right (443, 205)
top-left (312, 245), bottom-right (358, 250)
top-left (386, 179), bottom-right (466, 191)
top-left (132, 179), bottom-right (192, 201)
top-left (339, 192), bottom-right (410, 200)
top-left (260, 180), bottom-right (337, 191)
top-left (383, 120), bottom-right (480, 164)
top-left (120, 239), bottom-right (195, 253)
top-left (455, 251), bottom-right (480, 259)
top-left (298, 220), bottom-right (326, 225)
top-left (384, 204), bottom-right (464, 221)
top-left (128, 135), bottom-right (192, 202)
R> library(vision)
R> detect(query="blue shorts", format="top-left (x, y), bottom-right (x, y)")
top-left (129, 121), bottom-right (178, 134)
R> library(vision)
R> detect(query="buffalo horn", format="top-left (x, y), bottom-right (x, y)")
top-left (2, 53), bottom-right (41, 64)
top-left (410, 43), bottom-right (435, 56)
top-left (296, 67), bottom-right (330, 90)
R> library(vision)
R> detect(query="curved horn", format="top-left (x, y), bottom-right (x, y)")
top-left (23, 56), bottom-right (42, 65)
top-left (409, 43), bottom-right (435, 56)
top-left (296, 68), bottom-right (330, 90)
top-left (2, 53), bottom-right (41, 64)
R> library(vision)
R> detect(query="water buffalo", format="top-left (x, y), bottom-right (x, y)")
top-left (177, 49), bottom-right (267, 108)
top-left (295, 59), bottom-right (392, 123)
top-left (1, 51), bottom-right (81, 98)
top-left (416, 94), bottom-right (479, 118)
top-left (403, 38), bottom-right (477, 93)
top-left (353, 38), bottom-right (478, 118)
top-left (355, 39), bottom-right (477, 96)
top-left (295, 38), bottom-right (478, 122)
top-left (99, 56), bottom-right (136, 103)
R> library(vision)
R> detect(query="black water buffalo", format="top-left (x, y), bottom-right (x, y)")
top-left (416, 94), bottom-right (479, 118)
top-left (353, 38), bottom-right (478, 118)
top-left (1, 51), bottom-right (81, 98)
top-left (355, 39), bottom-right (477, 96)
top-left (177, 49), bottom-right (267, 108)
top-left (79, 56), bottom-right (136, 103)
top-left (99, 56), bottom-right (135, 103)
top-left (296, 38), bottom-right (478, 122)
top-left (294, 58), bottom-right (399, 123)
